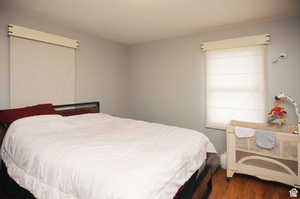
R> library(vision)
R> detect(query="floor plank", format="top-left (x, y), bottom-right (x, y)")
top-left (209, 169), bottom-right (297, 199)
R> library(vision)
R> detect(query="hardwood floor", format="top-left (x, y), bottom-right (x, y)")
top-left (209, 169), bottom-right (297, 199)
top-left (0, 168), bottom-right (297, 199)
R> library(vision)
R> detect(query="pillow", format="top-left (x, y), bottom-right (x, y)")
top-left (0, 104), bottom-right (56, 126)
top-left (35, 104), bottom-right (56, 115)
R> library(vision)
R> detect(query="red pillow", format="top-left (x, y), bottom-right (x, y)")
top-left (35, 104), bottom-right (56, 115)
top-left (0, 104), bottom-right (56, 126)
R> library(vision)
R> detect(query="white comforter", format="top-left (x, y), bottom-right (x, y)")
top-left (1, 113), bottom-right (215, 199)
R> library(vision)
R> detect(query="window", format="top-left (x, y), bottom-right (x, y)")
top-left (203, 35), bottom-right (270, 129)
top-left (9, 24), bottom-right (79, 108)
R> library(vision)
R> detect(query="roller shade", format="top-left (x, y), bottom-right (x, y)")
top-left (205, 45), bottom-right (267, 129)
top-left (10, 29), bottom-right (76, 108)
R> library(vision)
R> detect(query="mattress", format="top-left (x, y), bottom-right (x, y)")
top-left (1, 113), bottom-right (216, 199)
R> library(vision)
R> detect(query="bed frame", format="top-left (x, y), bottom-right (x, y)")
top-left (0, 102), bottom-right (218, 199)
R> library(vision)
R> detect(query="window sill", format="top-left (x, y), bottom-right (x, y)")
top-left (205, 124), bottom-right (227, 131)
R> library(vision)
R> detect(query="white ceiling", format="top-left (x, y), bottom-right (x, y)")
top-left (2, 0), bottom-right (300, 45)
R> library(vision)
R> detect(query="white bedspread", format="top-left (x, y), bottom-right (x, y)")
top-left (1, 113), bottom-right (216, 199)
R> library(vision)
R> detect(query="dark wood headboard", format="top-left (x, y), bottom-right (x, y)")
top-left (53, 101), bottom-right (100, 116)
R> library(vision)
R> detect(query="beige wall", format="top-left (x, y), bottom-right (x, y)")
top-left (128, 17), bottom-right (300, 153)
top-left (0, 9), bottom-right (129, 116)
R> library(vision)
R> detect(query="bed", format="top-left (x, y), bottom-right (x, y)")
top-left (0, 102), bottom-right (217, 199)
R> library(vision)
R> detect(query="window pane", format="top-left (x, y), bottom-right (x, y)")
top-left (206, 45), bottom-right (266, 129)
top-left (207, 91), bottom-right (265, 110)
top-left (207, 74), bottom-right (265, 91)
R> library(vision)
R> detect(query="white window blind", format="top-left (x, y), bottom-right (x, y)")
top-left (206, 45), bottom-right (267, 129)
top-left (10, 36), bottom-right (76, 108)
top-left (8, 25), bottom-right (79, 108)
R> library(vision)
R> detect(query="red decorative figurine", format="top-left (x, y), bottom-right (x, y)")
top-left (267, 96), bottom-right (287, 125)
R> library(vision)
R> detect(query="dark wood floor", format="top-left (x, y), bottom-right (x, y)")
top-left (209, 169), bottom-right (297, 199)
top-left (0, 168), bottom-right (297, 199)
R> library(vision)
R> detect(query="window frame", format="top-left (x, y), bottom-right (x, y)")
top-left (204, 44), bottom-right (268, 130)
